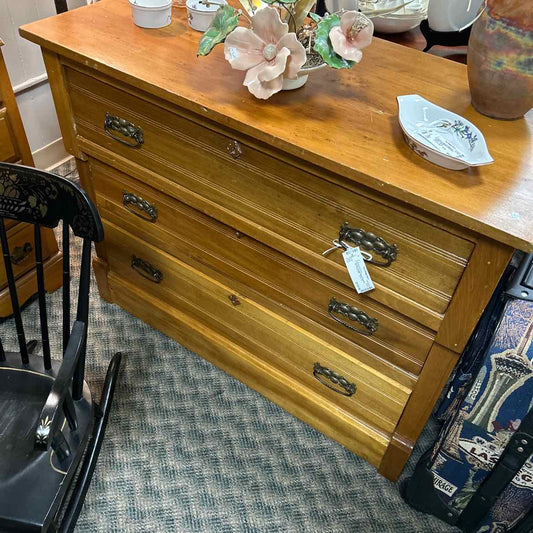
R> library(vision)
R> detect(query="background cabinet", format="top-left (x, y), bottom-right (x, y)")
top-left (0, 39), bottom-right (61, 317)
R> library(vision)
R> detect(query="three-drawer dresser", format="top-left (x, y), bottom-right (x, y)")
top-left (21, 0), bottom-right (533, 480)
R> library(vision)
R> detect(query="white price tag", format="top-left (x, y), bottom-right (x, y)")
top-left (342, 246), bottom-right (375, 294)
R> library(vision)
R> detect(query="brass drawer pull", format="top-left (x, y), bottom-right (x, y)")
top-left (122, 191), bottom-right (158, 222)
top-left (328, 297), bottom-right (378, 336)
top-left (11, 242), bottom-right (33, 265)
top-left (131, 255), bottom-right (163, 283)
top-left (227, 140), bottom-right (242, 159)
top-left (313, 363), bottom-right (356, 397)
top-left (339, 222), bottom-right (398, 267)
top-left (104, 113), bottom-right (144, 147)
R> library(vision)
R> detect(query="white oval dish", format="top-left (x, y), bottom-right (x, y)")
top-left (129, 0), bottom-right (172, 29)
top-left (186, 0), bottom-right (227, 32)
top-left (397, 94), bottom-right (494, 170)
top-left (372, 12), bottom-right (425, 33)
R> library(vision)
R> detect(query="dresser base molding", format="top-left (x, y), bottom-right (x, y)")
top-left (378, 433), bottom-right (414, 481)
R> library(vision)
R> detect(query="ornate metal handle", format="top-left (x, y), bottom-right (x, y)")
top-left (227, 140), bottom-right (242, 159)
top-left (339, 222), bottom-right (398, 267)
top-left (11, 242), bottom-right (33, 265)
top-left (122, 191), bottom-right (158, 222)
top-left (131, 255), bottom-right (163, 283)
top-left (104, 113), bottom-right (144, 148)
top-left (328, 297), bottom-right (378, 336)
top-left (313, 363), bottom-right (356, 397)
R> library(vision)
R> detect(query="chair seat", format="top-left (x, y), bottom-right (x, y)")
top-left (0, 366), bottom-right (54, 482)
top-left (0, 352), bottom-right (93, 533)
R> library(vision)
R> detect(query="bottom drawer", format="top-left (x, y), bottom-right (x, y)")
top-left (102, 220), bottom-right (412, 443)
top-left (107, 272), bottom-right (391, 466)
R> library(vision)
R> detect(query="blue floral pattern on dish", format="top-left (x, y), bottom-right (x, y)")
top-left (437, 120), bottom-right (479, 152)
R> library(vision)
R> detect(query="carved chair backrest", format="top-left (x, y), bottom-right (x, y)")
top-left (0, 162), bottom-right (103, 399)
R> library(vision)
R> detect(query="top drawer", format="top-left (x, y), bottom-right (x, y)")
top-left (66, 64), bottom-right (475, 330)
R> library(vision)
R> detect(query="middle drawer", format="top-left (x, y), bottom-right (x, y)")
top-left (91, 158), bottom-right (433, 378)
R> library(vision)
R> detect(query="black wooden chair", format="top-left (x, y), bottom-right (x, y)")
top-left (0, 162), bottom-right (121, 533)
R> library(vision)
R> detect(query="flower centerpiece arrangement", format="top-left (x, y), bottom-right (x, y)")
top-left (196, 0), bottom-right (375, 99)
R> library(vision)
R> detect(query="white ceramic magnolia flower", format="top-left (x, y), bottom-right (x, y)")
top-left (329, 11), bottom-right (374, 63)
top-left (224, 7), bottom-right (306, 99)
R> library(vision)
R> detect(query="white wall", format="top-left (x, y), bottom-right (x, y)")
top-left (0, 0), bottom-right (87, 168)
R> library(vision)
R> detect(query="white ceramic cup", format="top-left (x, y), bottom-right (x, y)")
top-left (129, 0), bottom-right (172, 29)
top-left (427, 0), bottom-right (484, 32)
top-left (186, 0), bottom-right (227, 32)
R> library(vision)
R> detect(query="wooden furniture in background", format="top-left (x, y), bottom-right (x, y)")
top-left (0, 39), bottom-right (61, 317)
top-left (20, 0), bottom-right (533, 480)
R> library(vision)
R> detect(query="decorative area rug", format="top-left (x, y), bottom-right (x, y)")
top-left (0, 161), bottom-right (459, 532)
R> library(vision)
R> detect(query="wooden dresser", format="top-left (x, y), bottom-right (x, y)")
top-left (0, 39), bottom-right (61, 317)
top-left (20, 0), bottom-right (533, 480)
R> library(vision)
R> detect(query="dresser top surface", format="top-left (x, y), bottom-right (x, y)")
top-left (20, 0), bottom-right (533, 250)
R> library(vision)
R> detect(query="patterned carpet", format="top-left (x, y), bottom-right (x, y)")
top-left (0, 162), bottom-right (459, 533)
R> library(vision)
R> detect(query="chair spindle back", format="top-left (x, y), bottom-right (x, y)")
top-left (0, 162), bottom-right (103, 398)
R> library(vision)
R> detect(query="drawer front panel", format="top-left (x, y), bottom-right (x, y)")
top-left (0, 223), bottom-right (57, 288)
top-left (66, 66), bottom-right (475, 329)
top-left (0, 108), bottom-right (17, 162)
top-left (103, 220), bottom-right (412, 436)
top-left (91, 158), bottom-right (433, 377)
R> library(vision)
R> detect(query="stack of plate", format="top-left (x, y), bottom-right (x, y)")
top-left (361, 0), bottom-right (428, 33)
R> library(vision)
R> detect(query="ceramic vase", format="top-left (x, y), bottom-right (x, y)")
top-left (281, 62), bottom-right (327, 91)
top-left (467, 0), bottom-right (533, 120)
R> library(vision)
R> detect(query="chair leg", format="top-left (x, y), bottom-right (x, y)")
top-left (57, 352), bottom-right (122, 533)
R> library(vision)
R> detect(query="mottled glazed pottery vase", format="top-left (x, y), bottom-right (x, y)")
top-left (467, 0), bottom-right (533, 120)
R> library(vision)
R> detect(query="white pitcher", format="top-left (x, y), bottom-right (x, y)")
top-left (427, 0), bottom-right (484, 32)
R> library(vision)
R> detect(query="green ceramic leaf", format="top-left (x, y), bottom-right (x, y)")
top-left (197, 6), bottom-right (240, 57)
top-left (308, 12), bottom-right (321, 22)
top-left (313, 13), bottom-right (354, 69)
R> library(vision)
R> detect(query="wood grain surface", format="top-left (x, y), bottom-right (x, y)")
top-left (20, 0), bottom-right (533, 251)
